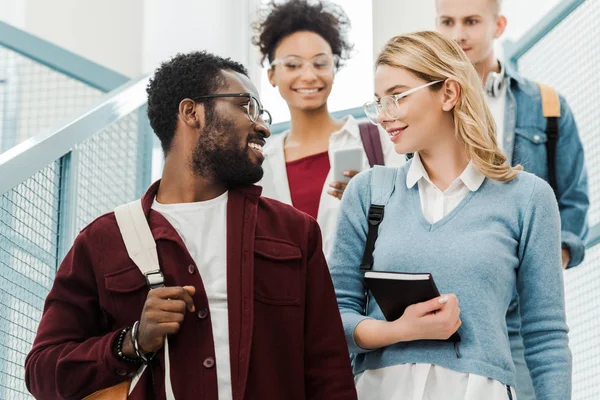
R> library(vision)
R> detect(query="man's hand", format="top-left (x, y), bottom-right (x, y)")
top-left (327, 170), bottom-right (360, 200)
top-left (122, 286), bottom-right (196, 357)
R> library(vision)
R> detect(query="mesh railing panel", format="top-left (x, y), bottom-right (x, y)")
top-left (518, 0), bottom-right (600, 227)
top-left (517, 1), bottom-right (600, 398)
top-left (564, 245), bottom-right (600, 399)
top-left (0, 162), bottom-right (61, 399)
top-left (0, 45), bottom-right (103, 153)
top-left (73, 111), bottom-right (141, 232)
top-left (0, 107), bottom-right (148, 399)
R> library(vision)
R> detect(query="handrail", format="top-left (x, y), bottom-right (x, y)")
top-left (0, 74), bottom-right (150, 197)
top-left (503, 0), bottom-right (585, 65)
top-left (0, 21), bottom-right (129, 92)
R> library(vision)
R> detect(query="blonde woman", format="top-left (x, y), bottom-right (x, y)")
top-left (330, 31), bottom-right (571, 400)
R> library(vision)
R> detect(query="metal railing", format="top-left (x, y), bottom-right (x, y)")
top-left (506, 0), bottom-right (598, 397)
top-left (0, 22), bottom-right (129, 153)
top-left (0, 75), bottom-right (152, 399)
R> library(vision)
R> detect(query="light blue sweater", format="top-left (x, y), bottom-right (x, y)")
top-left (329, 162), bottom-right (572, 399)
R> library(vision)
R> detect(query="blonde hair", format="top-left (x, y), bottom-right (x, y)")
top-left (376, 31), bottom-right (520, 182)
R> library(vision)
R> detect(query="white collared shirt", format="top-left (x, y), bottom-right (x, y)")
top-left (259, 115), bottom-right (406, 259)
top-left (406, 153), bottom-right (485, 224)
top-left (355, 154), bottom-right (516, 399)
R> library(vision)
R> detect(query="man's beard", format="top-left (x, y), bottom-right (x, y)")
top-left (191, 110), bottom-right (264, 187)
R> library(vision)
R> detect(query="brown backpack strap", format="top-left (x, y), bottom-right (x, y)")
top-left (539, 83), bottom-right (561, 118)
top-left (538, 83), bottom-right (560, 194)
top-left (358, 122), bottom-right (385, 167)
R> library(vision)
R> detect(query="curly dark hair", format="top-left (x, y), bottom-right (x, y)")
top-left (146, 51), bottom-right (248, 154)
top-left (252, 0), bottom-right (353, 67)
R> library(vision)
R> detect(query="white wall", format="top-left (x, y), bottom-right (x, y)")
top-left (24, 0), bottom-right (144, 77)
top-left (142, 0), bottom-right (262, 79)
top-left (372, 0), bottom-right (436, 60)
top-left (371, 0), bottom-right (563, 61)
top-left (0, 0), bottom-right (26, 28)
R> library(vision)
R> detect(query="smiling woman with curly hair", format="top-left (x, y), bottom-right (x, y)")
top-left (254, 0), bottom-right (405, 260)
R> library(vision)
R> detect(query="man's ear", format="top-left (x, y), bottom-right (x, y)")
top-left (441, 79), bottom-right (461, 112)
top-left (494, 15), bottom-right (507, 39)
top-left (267, 68), bottom-right (277, 88)
top-left (179, 98), bottom-right (205, 129)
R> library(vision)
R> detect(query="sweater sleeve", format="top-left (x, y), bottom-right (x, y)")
top-left (517, 177), bottom-right (572, 399)
top-left (329, 170), bottom-right (376, 355)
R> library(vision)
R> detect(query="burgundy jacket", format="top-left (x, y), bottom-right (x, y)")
top-left (25, 181), bottom-right (357, 400)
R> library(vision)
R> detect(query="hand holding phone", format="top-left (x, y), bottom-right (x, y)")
top-left (332, 147), bottom-right (364, 183)
top-left (328, 147), bottom-right (364, 200)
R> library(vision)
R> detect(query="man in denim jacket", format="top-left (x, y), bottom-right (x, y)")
top-left (436, 0), bottom-right (589, 398)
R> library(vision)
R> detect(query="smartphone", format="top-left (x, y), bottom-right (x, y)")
top-left (332, 147), bottom-right (364, 183)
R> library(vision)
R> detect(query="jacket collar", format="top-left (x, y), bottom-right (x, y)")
top-left (504, 61), bottom-right (525, 86)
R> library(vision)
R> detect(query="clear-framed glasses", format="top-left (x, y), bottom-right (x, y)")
top-left (363, 80), bottom-right (444, 125)
top-left (270, 54), bottom-right (339, 76)
top-left (193, 93), bottom-right (273, 126)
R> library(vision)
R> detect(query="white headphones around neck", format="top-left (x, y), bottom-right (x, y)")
top-left (484, 61), bottom-right (506, 98)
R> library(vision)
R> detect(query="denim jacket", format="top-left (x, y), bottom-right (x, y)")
top-left (503, 63), bottom-right (589, 268)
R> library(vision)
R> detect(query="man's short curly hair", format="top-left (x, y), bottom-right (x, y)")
top-left (146, 51), bottom-right (248, 154)
top-left (252, 0), bottom-right (353, 67)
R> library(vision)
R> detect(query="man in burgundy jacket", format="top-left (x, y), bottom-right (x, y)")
top-left (25, 51), bottom-right (357, 400)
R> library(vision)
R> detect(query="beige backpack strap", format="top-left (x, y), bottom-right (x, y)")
top-left (538, 83), bottom-right (561, 118)
top-left (114, 200), bottom-right (175, 400)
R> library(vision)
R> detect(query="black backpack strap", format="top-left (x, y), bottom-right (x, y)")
top-left (538, 83), bottom-right (561, 194)
top-left (360, 166), bottom-right (398, 271)
top-left (546, 117), bottom-right (559, 194)
top-left (360, 205), bottom-right (385, 271)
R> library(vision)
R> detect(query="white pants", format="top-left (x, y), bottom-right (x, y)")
top-left (355, 364), bottom-right (517, 400)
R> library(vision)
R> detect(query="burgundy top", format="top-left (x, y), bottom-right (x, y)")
top-left (286, 151), bottom-right (330, 219)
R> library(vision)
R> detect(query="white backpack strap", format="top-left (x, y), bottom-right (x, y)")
top-left (114, 200), bottom-right (164, 288)
top-left (114, 199), bottom-right (175, 400)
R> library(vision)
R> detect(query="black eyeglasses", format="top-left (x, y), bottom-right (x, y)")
top-left (193, 93), bottom-right (273, 126)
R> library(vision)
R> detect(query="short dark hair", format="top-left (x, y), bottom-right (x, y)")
top-left (146, 51), bottom-right (248, 153)
top-left (252, 0), bottom-right (353, 67)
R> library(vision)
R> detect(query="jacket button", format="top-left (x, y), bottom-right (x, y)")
top-left (533, 134), bottom-right (541, 142)
top-left (197, 308), bottom-right (209, 319)
top-left (188, 264), bottom-right (195, 274)
top-left (203, 357), bottom-right (215, 369)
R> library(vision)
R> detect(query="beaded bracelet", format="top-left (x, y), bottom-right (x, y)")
top-left (115, 326), bottom-right (142, 364)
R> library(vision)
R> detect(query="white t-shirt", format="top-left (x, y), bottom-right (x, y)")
top-left (485, 74), bottom-right (507, 153)
top-left (152, 192), bottom-right (231, 400)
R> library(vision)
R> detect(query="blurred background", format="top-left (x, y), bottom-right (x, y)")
top-left (0, 0), bottom-right (598, 398)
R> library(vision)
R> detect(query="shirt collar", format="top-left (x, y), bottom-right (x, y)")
top-left (338, 115), bottom-right (360, 139)
top-left (406, 153), bottom-right (485, 192)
